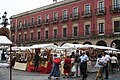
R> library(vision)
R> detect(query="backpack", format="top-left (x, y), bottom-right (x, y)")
top-left (54, 58), bottom-right (61, 64)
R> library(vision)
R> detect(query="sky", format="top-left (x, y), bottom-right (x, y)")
top-left (0, 0), bottom-right (62, 28)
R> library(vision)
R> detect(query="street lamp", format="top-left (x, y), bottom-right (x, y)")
top-left (0, 11), bottom-right (9, 28)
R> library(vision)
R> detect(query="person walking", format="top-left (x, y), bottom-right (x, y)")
top-left (48, 54), bottom-right (61, 79)
top-left (111, 54), bottom-right (118, 73)
top-left (63, 55), bottom-right (71, 78)
top-left (102, 52), bottom-right (111, 79)
top-left (95, 54), bottom-right (104, 80)
top-left (74, 50), bottom-right (80, 77)
top-left (34, 52), bottom-right (39, 72)
top-left (80, 51), bottom-right (89, 80)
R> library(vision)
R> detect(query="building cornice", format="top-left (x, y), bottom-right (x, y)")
top-left (12, 0), bottom-right (83, 18)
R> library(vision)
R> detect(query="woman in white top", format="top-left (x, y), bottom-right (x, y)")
top-left (95, 54), bottom-right (104, 80)
top-left (111, 54), bottom-right (118, 73)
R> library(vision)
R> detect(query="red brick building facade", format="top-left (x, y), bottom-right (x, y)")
top-left (10, 0), bottom-right (120, 49)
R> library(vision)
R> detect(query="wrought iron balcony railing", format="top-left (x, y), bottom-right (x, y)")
top-left (60, 15), bottom-right (69, 22)
top-left (70, 12), bottom-right (80, 20)
top-left (50, 17), bottom-right (59, 24)
top-left (15, 29), bottom-right (120, 43)
top-left (17, 25), bottom-right (22, 30)
top-left (109, 4), bottom-right (120, 13)
top-left (43, 19), bottom-right (50, 25)
top-left (82, 10), bottom-right (92, 18)
top-left (10, 26), bottom-right (15, 31)
top-left (95, 7), bottom-right (106, 16)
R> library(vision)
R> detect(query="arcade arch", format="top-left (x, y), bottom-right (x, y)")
top-left (96, 40), bottom-right (107, 46)
top-left (83, 41), bottom-right (92, 45)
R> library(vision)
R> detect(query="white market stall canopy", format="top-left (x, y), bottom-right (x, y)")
top-left (61, 43), bottom-right (119, 51)
top-left (30, 43), bottom-right (57, 50)
top-left (62, 43), bottom-right (82, 49)
top-left (0, 36), bottom-right (12, 45)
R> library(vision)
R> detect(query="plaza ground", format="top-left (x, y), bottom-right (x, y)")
top-left (0, 67), bottom-right (120, 80)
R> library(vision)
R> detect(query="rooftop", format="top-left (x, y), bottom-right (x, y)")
top-left (12, 0), bottom-right (83, 18)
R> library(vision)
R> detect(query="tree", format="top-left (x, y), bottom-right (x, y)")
top-left (0, 27), bottom-right (9, 37)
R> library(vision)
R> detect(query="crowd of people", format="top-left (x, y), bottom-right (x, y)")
top-left (48, 50), bottom-right (119, 80)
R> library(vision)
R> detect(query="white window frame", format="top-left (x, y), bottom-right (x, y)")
top-left (73, 26), bottom-right (78, 37)
top-left (19, 21), bottom-right (22, 28)
top-left (73, 7), bottom-right (78, 16)
top-left (38, 16), bottom-right (41, 24)
top-left (31, 17), bottom-right (34, 25)
top-left (53, 29), bottom-right (57, 38)
top-left (63, 9), bottom-right (68, 18)
top-left (84, 4), bottom-right (91, 14)
top-left (98, 23), bottom-right (105, 35)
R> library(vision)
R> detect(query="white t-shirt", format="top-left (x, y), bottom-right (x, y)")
top-left (71, 58), bottom-right (75, 64)
top-left (104, 54), bottom-right (110, 63)
top-left (80, 54), bottom-right (89, 63)
top-left (95, 57), bottom-right (104, 68)
top-left (111, 56), bottom-right (118, 63)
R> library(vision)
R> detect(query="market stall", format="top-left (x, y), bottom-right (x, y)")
top-left (27, 43), bottom-right (57, 73)
top-left (0, 36), bottom-right (12, 80)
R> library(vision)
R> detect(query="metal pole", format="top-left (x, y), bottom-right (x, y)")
top-left (10, 45), bottom-right (12, 80)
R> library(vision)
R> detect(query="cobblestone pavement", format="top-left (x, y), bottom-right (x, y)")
top-left (0, 67), bottom-right (120, 80)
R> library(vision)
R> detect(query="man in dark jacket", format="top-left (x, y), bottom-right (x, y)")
top-left (34, 52), bottom-right (39, 72)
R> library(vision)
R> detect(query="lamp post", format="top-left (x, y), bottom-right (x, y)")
top-left (9, 16), bottom-right (13, 80)
top-left (0, 12), bottom-right (12, 80)
top-left (0, 11), bottom-right (9, 28)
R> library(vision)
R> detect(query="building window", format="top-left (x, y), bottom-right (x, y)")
top-left (85, 4), bottom-right (90, 15)
top-left (24, 34), bottom-right (27, 41)
top-left (12, 35), bottom-right (14, 42)
top-left (85, 25), bottom-right (90, 35)
top-left (38, 32), bottom-right (41, 40)
top-left (31, 33), bottom-right (33, 40)
top-left (73, 7), bottom-right (78, 16)
top-left (99, 23), bottom-right (104, 34)
top-left (19, 21), bottom-right (22, 28)
top-left (12, 23), bottom-right (15, 27)
top-left (24, 20), bottom-right (27, 27)
top-left (18, 34), bottom-right (21, 41)
top-left (54, 29), bottom-right (57, 38)
top-left (45, 14), bottom-right (49, 23)
top-left (45, 30), bottom-right (48, 39)
top-left (73, 26), bottom-right (78, 36)
top-left (54, 12), bottom-right (58, 21)
top-left (63, 28), bottom-right (67, 37)
top-left (63, 10), bottom-right (67, 18)
top-left (114, 21), bottom-right (120, 32)
top-left (98, 1), bottom-right (104, 12)
top-left (31, 18), bottom-right (34, 25)
top-left (38, 16), bottom-right (41, 24)
top-left (114, 0), bottom-right (119, 8)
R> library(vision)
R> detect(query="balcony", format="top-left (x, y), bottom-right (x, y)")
top-left (95, 7), bottom-right (106, 16)
top-left (60, 15), bottom-right (69, 22)
top-left (109, 5), bottom-right (120, 13)
top-left (15, 28), bottom-right (120, 44)
top-left (43, 19), bottom-right (50, 25)
top-left (29, 23), bottom-right (35, 28)
top-left (82, 10), bottom-right (92, 18)
top-left (70, 13), bottom-right (80, 20)
top-left (10, 26), bottom-right (15, 31)
top-left (17, 25), bottom-right (22, 30)
top-left (23, 24), bottom-right (28, 29)
top-left (51, 17), bottom-right (59, 24)
top-left (35, 21), bottom-right (42, 27)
